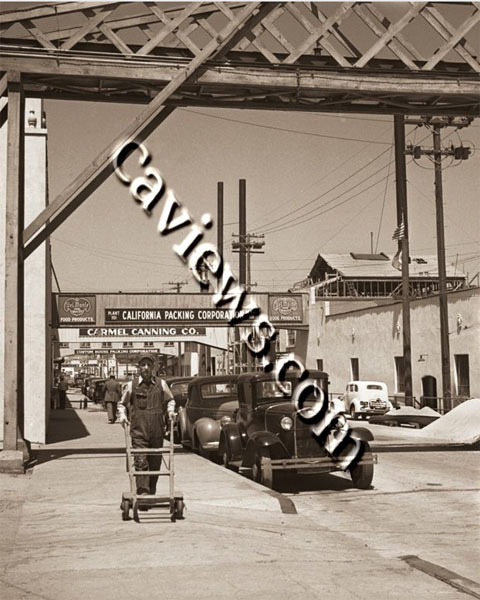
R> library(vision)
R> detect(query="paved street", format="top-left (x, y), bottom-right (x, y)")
top-left (1, 394), bottom-right (479, 600)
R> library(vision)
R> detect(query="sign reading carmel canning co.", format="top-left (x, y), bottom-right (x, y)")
top-left (79, 326), bottom-right (206, 337)
top-left (105, 308), bottom-right (253, 325)
top-left (58, 295), bottom-right (96, 324)
top-left (268, 294), bottom-right (303, 323)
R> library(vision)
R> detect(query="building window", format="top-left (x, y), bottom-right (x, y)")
top-left (144, 341), bottom-right (154, 348)
top-left (102, 342), bottom-right (112, 348)
top-left (316, 359), bottom-right (323, 371)
top-left (123, 342), bottom-right (134, 348)
top-left (455, 354), bottom-right (470, 398)
top-left (395, 356), bottom-right (405, 393)
top-left (287, 330), bottom-right (296, 347)
top-left (80, 342), bottom-right (90, 348)
top-left (59, 342), bottom-right (69, 348)
top-left (350, 358), bottom-right (359, 381)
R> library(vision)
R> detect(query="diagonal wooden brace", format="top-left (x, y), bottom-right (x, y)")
top-left (23, 2), bottom-right (279, 259)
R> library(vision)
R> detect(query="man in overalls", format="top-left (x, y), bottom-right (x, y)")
top-left (118, 366), bottom-right (175, 496)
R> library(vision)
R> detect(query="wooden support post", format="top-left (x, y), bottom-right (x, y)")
top-left (1, 71), bottom-right (25, 473)
top-left (393, 115), bottom-right (413, 406)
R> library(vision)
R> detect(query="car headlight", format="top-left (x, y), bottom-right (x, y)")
top-left (219, 416), bottom-right (231, 426)
top-left (360, 401), bottom-right (369, 407)
top-left (280, 416), bottom-right (293, 430)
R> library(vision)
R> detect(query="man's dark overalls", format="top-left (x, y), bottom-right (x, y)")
top-left (130, 377), bottom-right (166, 495)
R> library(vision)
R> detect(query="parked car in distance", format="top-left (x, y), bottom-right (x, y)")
top-left (219, 370), bottom-right (376, 490)
top-left (88, 378), bottom-right (106, 404)
top-left (165, 376), bottom-right (193, 443)
top-left (74, 373), bottom-right (86, 387)
top-left (341, 381), bottom-right (393, 420)
top-left (178, 375), bottom-right (238, 459)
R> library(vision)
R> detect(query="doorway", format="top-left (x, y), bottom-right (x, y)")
top-left (421, 375), bottom-right (438, 409)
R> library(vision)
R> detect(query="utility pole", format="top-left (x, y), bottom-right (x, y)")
top-left (217, 182), bottom-right (224, 259)
top-left (405, 115), bottom-right (472, 412)
top-left (166, 280), bottom-right (188, 375)
top-left (166, 281), bottom-right (188, 294)
top-left (232, 232), bottom-right (265, 292)
top-left (393, 115), bottom-right (413, 406)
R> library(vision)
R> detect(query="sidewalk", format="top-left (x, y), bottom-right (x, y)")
top-left (1, 396), bottom-right (472, 600)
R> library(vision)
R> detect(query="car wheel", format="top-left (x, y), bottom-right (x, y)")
top-left (350, 405), bottom-right (357, 420)
top-left (349, 441), bottom-right (374, 490)
top-left (252, 449), bottom-right (273, 489)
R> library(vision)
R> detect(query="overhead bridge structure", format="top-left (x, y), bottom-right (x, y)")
top-left (0, 1), bottom-right (479, 467)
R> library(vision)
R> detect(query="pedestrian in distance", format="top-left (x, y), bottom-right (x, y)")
top-left (117, 366), bottom-right (175, 505)
top-left (57, 375), bottom-right (69, 410)
top-left (103, 374), bottom-right (121, 424)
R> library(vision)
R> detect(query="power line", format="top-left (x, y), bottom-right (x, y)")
top-left (180, 108), bottom-right (393, 145)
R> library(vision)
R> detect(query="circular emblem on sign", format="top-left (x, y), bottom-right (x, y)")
top-left (63, 297), bottom-right (91, 317)
top-left (272, 296), bottom-right (298, 315)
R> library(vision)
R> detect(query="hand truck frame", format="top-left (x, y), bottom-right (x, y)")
top-left (120, 417), bottom-right (185, 522)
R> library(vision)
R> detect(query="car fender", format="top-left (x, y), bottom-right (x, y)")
top-left (349, 426), bottom-right (374, 442)
top-left (219, 423), bottom-right (244, 462)
top-left (194, 417), bottom-right (221, 449)
top-left (350, 397), bottom-right (361, 412)
top-left (241, 431), bottom-right (289, 468)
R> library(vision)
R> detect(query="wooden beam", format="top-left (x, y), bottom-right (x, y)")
top-left (3, 71), bottom-right (24, 453)
top-left (4, 54), bottom-right (479, 97)
top-left (422, 8), bottom-right (480, 71)
top-left (0, 2), bottom-right (114, 24)
top-left (23, 2), bottom-right (273, 254)
top-left (420, 6), bottom-right (480, 72)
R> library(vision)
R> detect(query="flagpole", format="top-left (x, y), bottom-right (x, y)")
top-left (394, 115), bottom-right (413, 406)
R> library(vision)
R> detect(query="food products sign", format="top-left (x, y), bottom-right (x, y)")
top-left (58, 295), bottom-right (96, 324)
top-left (268, 294), bottom-right (303, 323)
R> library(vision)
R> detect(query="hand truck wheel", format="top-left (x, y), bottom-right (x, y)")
top-left (133, 504), bottom-right (140, 523)
top-left (121, 499), bottom-right (130, 521)
top-left (175, 499), bottom-right (185, 520)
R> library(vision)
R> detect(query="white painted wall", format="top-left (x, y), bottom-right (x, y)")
top-left (306, 288), bottom-right (480, 400)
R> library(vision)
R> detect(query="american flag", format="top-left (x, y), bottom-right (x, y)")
top-left (392, 216), bottom-right (406, 241)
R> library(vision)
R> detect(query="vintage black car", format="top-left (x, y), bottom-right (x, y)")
top-left (178, 375), bottom-right (238, 459)
top-left (219, 371), bottom-right (376, 489)
top-left (165, 376), bottom-right (193, 442)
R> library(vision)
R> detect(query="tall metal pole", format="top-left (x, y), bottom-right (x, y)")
top-left (393, 115), bottom-right (413, 406)
top-left (1, 71), bottom-right (25, 472)
top-left (217, 181), bottom-right (224, 259)
top-left (432, 125), bottom-right (452, 411)
top-left (239, 179), bottom-right (246, 286)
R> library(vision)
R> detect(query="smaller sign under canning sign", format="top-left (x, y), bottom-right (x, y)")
top-left (58, 295), bottom-right (96, 324)
top-left (268, 294), bottom-right (303, 323)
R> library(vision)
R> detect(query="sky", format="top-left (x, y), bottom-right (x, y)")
top-left (6, 0), bottom-right (476, 294)
top-left (46, 101), bottom-right (480, 294)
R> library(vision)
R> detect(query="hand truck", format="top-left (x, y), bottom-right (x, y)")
top-left (120, 417), bottom-right (185, 522)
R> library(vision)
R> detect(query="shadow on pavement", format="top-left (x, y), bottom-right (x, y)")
top-left (372, 443), bottom-right (479, 453)
top-left (46, 406), bottom-right (90, 444)
top-left (276, 472), bottom-right (354, 494)
top-left (31, 447), bottom-right (126, 466)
